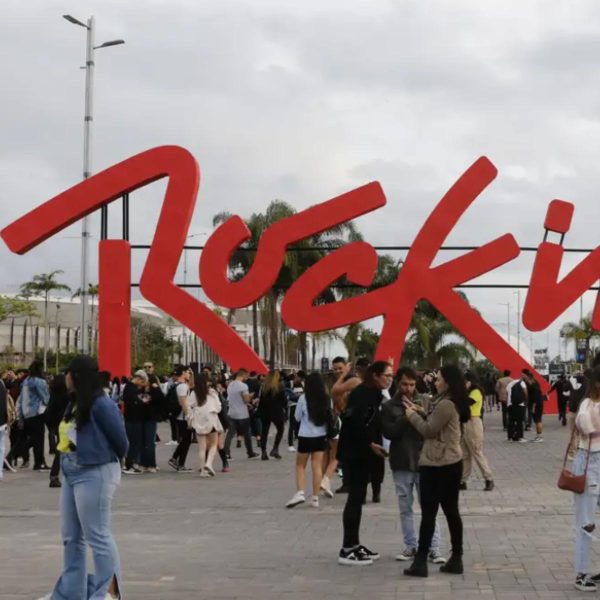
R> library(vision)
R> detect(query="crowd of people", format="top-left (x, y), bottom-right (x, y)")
top-left (2, 354), bottom-right (600, 596)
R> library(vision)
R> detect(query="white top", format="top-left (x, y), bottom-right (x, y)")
top-left (227, 379), bottom-right (250, 420)
top-left (294, 394), bottom-right (327, 438)
top-left (576, 397), bottom-right (600, 452)
top-left (176, 382), bottom-right (192, 421)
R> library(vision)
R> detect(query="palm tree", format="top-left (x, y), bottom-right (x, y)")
top-left (20, 270), bottom-right (71, 371)
top-left (561, 313), bottom-right (600, 367)
top-left (72, 283), bottom-right (99, 354)
top-left (403, 300), bottom-right (475, 369)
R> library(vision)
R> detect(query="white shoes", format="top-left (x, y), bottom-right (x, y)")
top-left (310, 495), bottom-right (319, 508)
top-left (320, 476), bottom-right (334, 498)
top-left (288, 445), bottom-right (296, 452)
top-left (286, 491), bottom-right (305, 508)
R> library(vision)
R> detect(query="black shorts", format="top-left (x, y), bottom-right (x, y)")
top-left (297, 436), bottom-right (327, 454)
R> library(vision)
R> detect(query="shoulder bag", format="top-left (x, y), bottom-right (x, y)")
top-left (558, 428), bottom-right (591, 494)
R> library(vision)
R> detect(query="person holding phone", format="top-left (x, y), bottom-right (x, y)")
top-left (336, 361), bottom-right (393, 566)
top-left (381, 367), bottom-right (446, 564)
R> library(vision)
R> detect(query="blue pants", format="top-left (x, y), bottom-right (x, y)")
top-left (393, 470), bottom-right (441, 552)
top-left (50, 453), bottom-right (122, 599)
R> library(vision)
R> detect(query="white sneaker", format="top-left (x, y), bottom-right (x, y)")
top-left (165, 440), bottom-right (178, 446)
top-left (310, 495), bottom-right (319, 508)
top-left (3, 459), bottom-right (16, 473)
top-left (517, 438), bottom-right (528, 443)
top-left (286, 491), bottom-right (305, 508)
top-left (338, 547), bottom-right (373, 566)
top-left (36, 596), bottom-right (52, 600)
top-left (395, 547), bottom-right (417, 561)
top-left (320, 475), bottom-right (334, 498)
top-left (429, 550), bottom-right (447, 564)
top-left (288, 446), bottom-right (296, 452)
top-left (533, 436), bottom-right (544, 443)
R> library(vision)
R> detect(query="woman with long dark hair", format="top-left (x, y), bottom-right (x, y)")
top-left (336, 360), bottom-right (393, 566)
top-left (37, 356), bottom-right (128, 600)
top-left (403, 365), bottom-right (470, 578)
top-left (285, 372), bottom-right (330, 509)
top-left (258, 371), bottom-right (287, 460)
top-left (461, 370), bottom-right (494, 491)
top-left (188, 373), bottom-right (222, 476)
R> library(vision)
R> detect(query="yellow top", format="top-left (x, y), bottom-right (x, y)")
top-left (57, 416), bottom-right (76, 453)
top-left (469, 388), bottom-right (483, 418)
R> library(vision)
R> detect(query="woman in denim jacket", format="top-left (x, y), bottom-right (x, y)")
top-left (38, 356), bottom-right (128, 600)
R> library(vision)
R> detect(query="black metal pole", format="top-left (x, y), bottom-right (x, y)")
top-left (101, 205), bottom-right (108, 240)
top-left (122, 193), bottom-right (129, 240)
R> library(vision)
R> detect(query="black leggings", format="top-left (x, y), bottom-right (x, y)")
top-left (341, 460), bottom-right (370, 548)
top-left (260, 418), bottom-right (285, 453)
top-left (418, 461), bottom-right (463, 556)
top-left (172, 421), bottom-right (193, 467)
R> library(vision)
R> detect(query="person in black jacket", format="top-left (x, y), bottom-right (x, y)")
top-left (46, 374), bottom-right (70, 488)
top-left (258, 371), bottom-right (287, 460)
top-left (122, 370), bottom-right (148, 474)
top-left (336, 360), bottom-right (393, 566)
top-left (140, 374), bottom-right (164, 472)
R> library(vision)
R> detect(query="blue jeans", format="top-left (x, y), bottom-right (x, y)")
top-left (573, 449), bottom-right (600, 574)
top-left (393, 469), bottom-right (441, 552)
top-left (50, 453), bottom-right (122, 599)
top-left (0, 427), bottom-right (5, 480)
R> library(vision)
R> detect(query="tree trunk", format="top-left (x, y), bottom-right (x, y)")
top-left (299, 331), bottom-right (308, 371)
top-left (252, 302), bottom-right (259, 353)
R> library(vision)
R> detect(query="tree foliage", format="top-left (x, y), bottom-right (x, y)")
top-left (130, 317), bottom-right (180, 374)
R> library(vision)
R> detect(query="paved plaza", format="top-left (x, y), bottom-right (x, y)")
top-left (0, 411), bottom-right (593, 599)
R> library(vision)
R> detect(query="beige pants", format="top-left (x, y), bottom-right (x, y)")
top-left (462, 417), bottom-right (493, 482)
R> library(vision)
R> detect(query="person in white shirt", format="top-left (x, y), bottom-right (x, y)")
top-left (168, 366), bottom-right (194, 472)
top-left (286, 373), bottom-right (331, 509)
top-left (188, 374), bottom-right (223, 477)
top-left (223, 369), bottom-right (258, 459)
top-left (572, 367), bottom-right (600, 592)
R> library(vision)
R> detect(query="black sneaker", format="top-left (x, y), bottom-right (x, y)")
top-left (337, 548), bottom-right (373, 566)
top-left (356, 545), bottom-right (380, 561)
top-left (49, 477), bottom-right (61, 488)
top-left (247, 453), bottom-right (259, 459)
top-left (575, 574), bottom-right (597, 592)
top-left (168, 458), bottom-right (180, 471)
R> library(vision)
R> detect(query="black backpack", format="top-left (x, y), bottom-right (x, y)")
top-left (165, 384), bottom-right (182, 419)
top-left (510, 380), bottom-right (527, 406)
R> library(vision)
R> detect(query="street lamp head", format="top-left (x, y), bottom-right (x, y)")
top-left (95, 39), bottom-right (125, 49)
top-left (63, 14), bottom-right (88, 28)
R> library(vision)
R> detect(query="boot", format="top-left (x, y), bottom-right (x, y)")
top-left (484, 480), bottom-right (494, 491)
top-left (439, 552), bottom-right (463, 574)
top-left (49, 477), bottom-right (61, 488)
top-left (403, 553), bottom-right (428, 577)
top-left (261, 451), bottom-right (269, 461)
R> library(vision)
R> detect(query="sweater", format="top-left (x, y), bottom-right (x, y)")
top-left (381, 392), bottom-right (429, 472)
top-left (407, 395), bottom-right (463, 467)
top-left (576, 398), bottom-right (600, 452)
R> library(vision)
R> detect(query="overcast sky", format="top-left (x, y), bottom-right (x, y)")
top-left (2, 0), bottom-right (600, 361)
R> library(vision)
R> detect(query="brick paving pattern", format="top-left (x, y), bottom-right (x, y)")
top-left (0, 411), bottom-right (593, 599)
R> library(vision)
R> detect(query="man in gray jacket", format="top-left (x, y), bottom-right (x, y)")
top-left (381, 367), bottom-right (445, 563)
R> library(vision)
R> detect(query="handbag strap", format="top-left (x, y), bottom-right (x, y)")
top-left (563, 425), bottom-right (593, 474)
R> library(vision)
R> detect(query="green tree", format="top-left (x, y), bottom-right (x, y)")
top-left (130, 317), bottom-right (180, 374)
top-left (72, 283), bottom-right (100, 354)
top-left (20, 271), bottom-right (70, 371)
top-left (0, 296), bottom-right (37, 322)
top-left (561, 314), bottom-right (600, 367)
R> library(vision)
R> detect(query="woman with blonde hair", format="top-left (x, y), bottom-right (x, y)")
top-left (258, 370), bottom-right (287, 460)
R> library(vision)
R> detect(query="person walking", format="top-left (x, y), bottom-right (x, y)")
top-left (139, 374), bottom-right (164, 473)
top-left (36, 355), bottom-right (128, 600)
top-left (168, 366), bottom-right (194, 472)
top-left (188, 373), bottom-right (223, 477)
top-left (460, 371), bottom-right (494, 491)
top-left (46, 374), bottom-right (70, 488)
top-left (223, 369), bottom-right (258, 459)
top-left (506, 376), bottom-right (528, 442)
top-left (521, 370), bottom-right (545, 443)
top-left (16, 360), bottom-right (50, 471)
top-left (495, 370), bottom-right (512, 431)
top-left (571, 366), bottom-right (600, 592)
top-left (285, 372), bottom-right (331, 509)
top-left (122, 370), bottom-right (148, 474)
top-left (381, 367), bottom-right (446, 564)
top-left (336, 361), bottom-right (393, 566)
top-left (258, 371), bottom-right (287, 460)
top-left (403, 365), bottom-right (470, 578)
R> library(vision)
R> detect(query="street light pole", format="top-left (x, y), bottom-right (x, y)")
top-left (63, 14), bottom-right (124, 355)
top-left (514, 290), bottom-right (521, 354)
